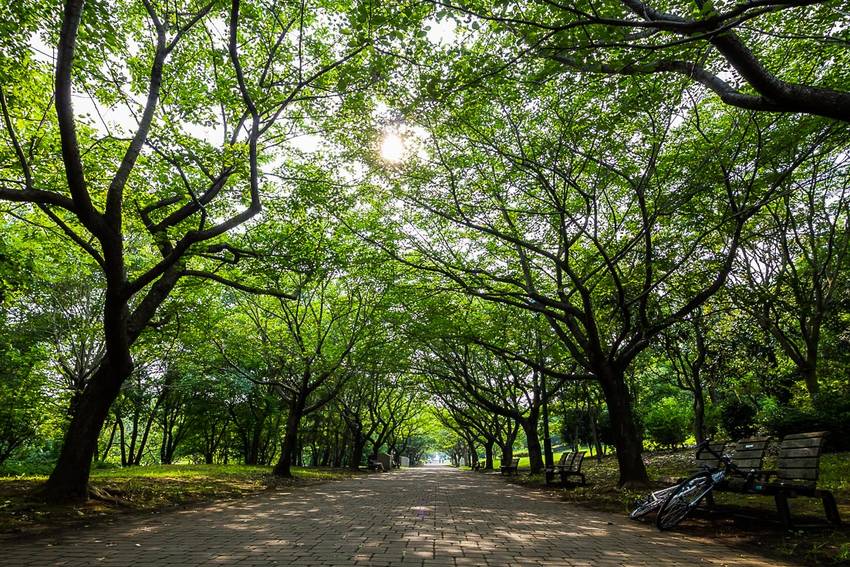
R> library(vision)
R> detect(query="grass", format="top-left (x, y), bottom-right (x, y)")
top-left (0, 464), bottom-right (361, 536)
top-left (494, 448), bottom-right (850, 565)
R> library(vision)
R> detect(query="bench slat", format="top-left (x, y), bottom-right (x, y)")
top-left (778, 457), bottom-right (821, 469)
top-left (781, 437), bottom-right (826, 449)
top-left (782, 431), bottom-right (829, 440)
top-left (741, 432), bottom-right (838, 528)
top-left (734, 459), bottom-right (766, 469)
top-left (733, 449), bottom-right (768, 458)
top-left (736, 441), bottom-right (770, 449)
top-left (780, 447), bottom-right (821, 458)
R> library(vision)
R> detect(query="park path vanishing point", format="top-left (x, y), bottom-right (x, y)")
top-left (1, 465), bottom-right (789, 566)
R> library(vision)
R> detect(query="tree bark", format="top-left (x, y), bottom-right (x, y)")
top-left (801, 358), bottom-right (819, 399)
top-left (273, 398), bottom-right (304, 478)
top-left (350, 433), bottom-right (366, 471)
top-left (692, 379), bottom-right (706, 445)
top-left (519, 410), bottom-right (543, 474)
top-left (597, 365), bottom-right (648, 487)
top-left (484, 440), bottom-right (494, 470)
top-left (541, 373), bottom-right (553, 469)
top-left (101, 420), bottom-right (117, 462)
top-left (44, 360), bottom-right (128, 500)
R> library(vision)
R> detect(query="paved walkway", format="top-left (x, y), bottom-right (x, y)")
top-left (3, 466), bottom-right (789, 566)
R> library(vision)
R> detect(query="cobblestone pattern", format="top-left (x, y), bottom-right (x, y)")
top-left (1, 466), bottom-right (788, 566)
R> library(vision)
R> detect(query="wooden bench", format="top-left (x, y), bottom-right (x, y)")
top-left (555, 451), bottom-right (586, 485)
top-left (751, 432), bottom-right (841, 527)
top-left (500, 457), bottom-right (520, 476)
top-left (544, 452), bottom-right (571, 485)
top-left (721, 436), bottom-right (771, 491)
top-left (684, 437), bottom-right (768, 507)
top-left (693, 441), bottom-right (729, 471)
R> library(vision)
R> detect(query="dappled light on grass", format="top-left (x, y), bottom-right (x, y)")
top-left (0, 464), bottom-right (361, 534)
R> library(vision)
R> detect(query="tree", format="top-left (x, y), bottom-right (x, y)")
top-left (438, 0), bottom-right (850, 121)
top-left (0, 226), bottom-right (51, 464)
top-left (733, 146), bottom-right (850, 398)
top-left (221, 271), bottom-right (378, 477)
top-left (0, 0), bottom-right (374, 499)
top-left (421, 313), bottom-right (573, 475)
top-left (659, 310), bottom-right (713, 444)
top-left (40, 275), bottom-right (104, 419)
top-left (0, 331), bottom-right (48, 464)
top-left (373, 78), bottom-right (825, 484)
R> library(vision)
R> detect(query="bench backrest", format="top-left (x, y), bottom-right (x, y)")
top-left (569, 451), bottom-right (585, 472)
top-left (553, 451), bottom-right (571, 469)
top-left (730, 436), bottom-right (771, 470)
top-left (777, 431), bottom-right (828, 488)
top-left (694, 442), bottom-right (728, 469)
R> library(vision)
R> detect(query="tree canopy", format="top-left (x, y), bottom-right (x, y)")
top-left (1, 0), bottom-right (848, 495)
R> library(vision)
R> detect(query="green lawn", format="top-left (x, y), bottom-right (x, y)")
top-left (0, 464), bottom-right (360, 535)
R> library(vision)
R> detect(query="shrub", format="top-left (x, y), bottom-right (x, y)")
top-left (560, 407), bottom-right (591, 449)
top-left (719, 398), bottom-right (758, 439)
top-left (759, 393), bottom-right (850, 451)
top-left (644, 397), bottom-right (691, 449)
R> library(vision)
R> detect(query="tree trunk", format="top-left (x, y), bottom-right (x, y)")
top-left (127, 406), bottom-right (140, 467)
top-left (801, 358), bottom-right (819, 400)
top-left (692, 381), bottom-right (706, 445)
top-left (273, 399), bottom-right (303, 478)
top-left (541, 378), bottom-right (553, 469)
top-left (597, 365), bottom-right (648, 487)
top-left (132, 405), bottom-right (159, 466)
top-left (44, 358), bottom-right (130, 500)
top-left (519, 412), bottom-right (543, 474)
top-left (118, 415), bottom-right (127, 467)
top-left (498, 424), bottom-right (518, 466)
top-left (101, 420), bottom-right (117, 462)
top-left (484, 440), bottom-right (494, 470)
top-left (245, 425), bottom-right (262, 465)
top-left (588, 401), bottom-right (603, 462)
top-left (466, 438), bottom-right (477, 468)
top-left (350, 433), bottom-right (366, 471)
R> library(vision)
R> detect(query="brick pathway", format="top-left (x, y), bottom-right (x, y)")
top-left (2, 465), bottom-right (788, 566)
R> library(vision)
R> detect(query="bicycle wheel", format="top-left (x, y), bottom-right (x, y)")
top-left (656, 473), bottom-right (713, 530)
top-left (629, 496), bottom-right (660, 519)
top-left (630, 484), bottom-right (678, 520)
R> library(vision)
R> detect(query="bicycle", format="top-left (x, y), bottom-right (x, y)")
top-left (654, 439), bottom-right (757, 530)
top-left (629, 483), bottom-right (683, 519)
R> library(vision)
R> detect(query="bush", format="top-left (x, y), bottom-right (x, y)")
top-left (760, 393), bottom-right (850, 451)
top-left (560, 407), bottom-right (591, 449)
top-left (0, 371), bottom-right (47, 465)
top-left (703, 403), bottom-right (723, 439)
top-left (719, 398), bottom-right (758, 439)
top-left (644, 397), bottom-right (691, 449)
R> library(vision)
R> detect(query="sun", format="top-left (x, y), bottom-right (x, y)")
top-left (380, 132), bottom-right (404, 163)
